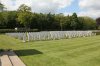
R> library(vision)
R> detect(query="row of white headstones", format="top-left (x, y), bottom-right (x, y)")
top-left (6, 31), bottom-right (96, 42)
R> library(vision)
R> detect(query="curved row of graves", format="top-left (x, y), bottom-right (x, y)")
top-left (6, 31), bottom-right (96, 42)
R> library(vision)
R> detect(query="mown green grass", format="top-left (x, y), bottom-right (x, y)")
top-left (0, 35), bottom-right (100, 66)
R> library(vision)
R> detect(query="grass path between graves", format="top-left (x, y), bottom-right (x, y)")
top-left (0, 34), bottom-right (100, 66)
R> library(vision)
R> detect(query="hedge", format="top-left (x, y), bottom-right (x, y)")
top-left (0, 29), bottom-right (39, 33)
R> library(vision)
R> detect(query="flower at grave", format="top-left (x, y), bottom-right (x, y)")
top-left (15, 27), bottom-right (18, 31)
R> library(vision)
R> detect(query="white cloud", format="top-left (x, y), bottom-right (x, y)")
top-left (53, 0), bottom-right (73, 8)
top-left (1, 0), bottom-right (73, 13)
top-left (78, 10), bottom-right (100, 18)
top-left (1, 0), bottom-right (32, 10)
top-left (64, 12), bottom-right (72, 16)
top-left (79, 0), bottom-right (100, 18)
top-left (31, 0), bottom-right (59, 13)
top-left (79, 0), bottom-right (100, 10)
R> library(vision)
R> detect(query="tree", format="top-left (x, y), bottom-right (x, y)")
top-left (82, 16), bottom-right (96, 30)
top-left (0, 2), bottom-right (5, 12)
top-left (30, 13), bottom-right (39, 29)
top-left (96, 17), bottom-right (100, 29)
top-left (0, 8), bottom-right (97, 30)
top-left (46, 13), bottom-right (56, 30)
top-left (70, 13), bottom-right (79, 30)
top-left (0, 12), bottom-right (4, 28)
top-left (55, 13), bottom-right (66, 31)
top-left (5, 11), bottom-right (17, 28)
top-left (17, 4), bottom-right (32, 30)
top-left (63, 15), bottom-right (71, 30)
top-left (17, 4), bottom-right (31, 12)
top-left (78, 17), bottom-right (85, 30)
top-left (37, 13), bottom-right (46, 30)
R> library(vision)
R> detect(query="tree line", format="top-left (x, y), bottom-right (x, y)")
top-left (0, 4), bottom-right (98, 31)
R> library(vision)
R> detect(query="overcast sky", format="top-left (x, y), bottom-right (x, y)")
top-left (1, 0), bottom-right (100, 18)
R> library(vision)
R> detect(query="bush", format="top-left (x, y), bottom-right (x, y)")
top-left (92, 30), bottom-right (100, 35)
top-left (0, 29), bottom-right (39, 33)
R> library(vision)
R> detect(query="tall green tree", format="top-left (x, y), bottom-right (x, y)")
top-left (63, 15), bottom-right (71, 30)
top-left (55, 13), bottom-right (66, 31)
top-left (46, 13), bottom-right (55, 30)
top-left (37, 13), bottom-right (46, 30)
top-left (6, 11), bottom-right (17, 28)
top-left (70, 13), bottom-right (79, 30)
top-left (83, 16), bottom-right (96, 30)
top-left (17, 4), bottom-right (32, 30)
top-left (78, 17), bottom-right (85, 30)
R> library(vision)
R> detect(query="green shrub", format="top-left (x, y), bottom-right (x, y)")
top-left (0, 29), bottom-right (39, 33)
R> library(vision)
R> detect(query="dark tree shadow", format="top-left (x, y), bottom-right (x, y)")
top-left (15, 49), bottom-right (43, 56)
top-left (0, 59), bottom-right (1, 66)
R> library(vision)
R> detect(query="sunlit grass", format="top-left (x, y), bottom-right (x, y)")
top-left (0, 35), bottom-right (100, 66)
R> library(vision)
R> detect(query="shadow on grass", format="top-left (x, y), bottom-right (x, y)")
top-left (15, 49), bottom-right (43, 56)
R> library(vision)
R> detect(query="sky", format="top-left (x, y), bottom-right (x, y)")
top-left (1, 0), bottom-right (100, 18)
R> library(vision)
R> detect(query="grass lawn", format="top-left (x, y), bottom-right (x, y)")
top-left (1, 35), bottom-right (100, 66)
